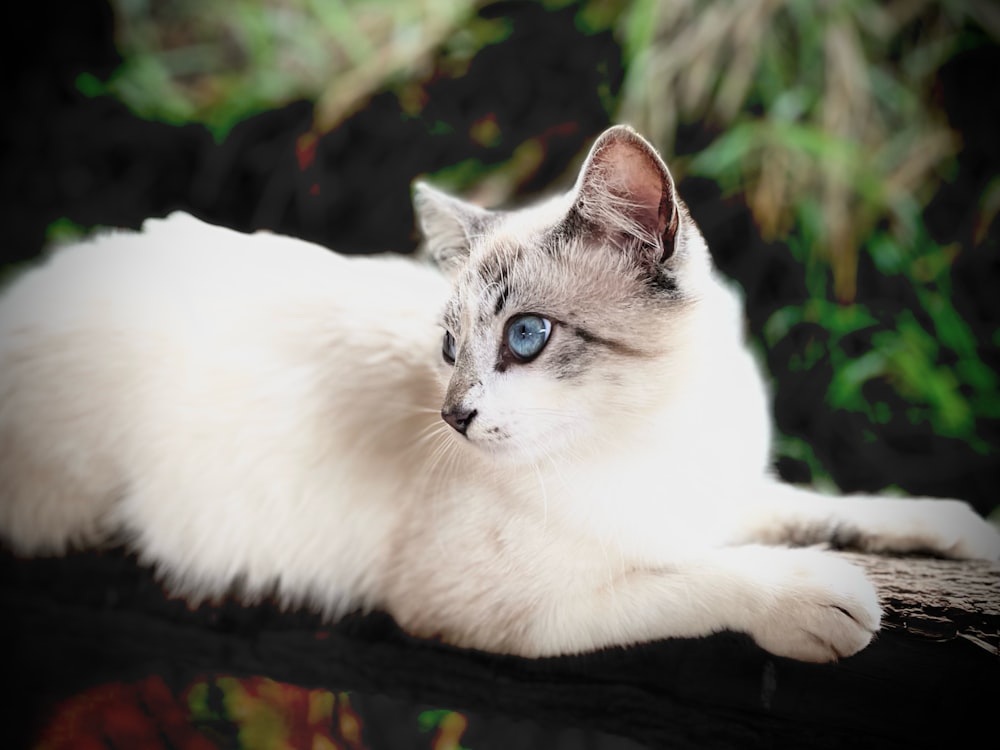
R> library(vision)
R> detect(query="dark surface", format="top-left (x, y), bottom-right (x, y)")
top-left (3, 547), bottom-right (998, 749)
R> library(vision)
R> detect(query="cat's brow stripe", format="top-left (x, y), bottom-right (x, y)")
top-left (476, 247), bottom-right (523, 285)
top-left (571, 325), bottom-right (647, 358)
top-left (493, 284), bottom-right (509, 317)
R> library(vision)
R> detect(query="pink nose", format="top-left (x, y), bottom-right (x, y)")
top-left (441, 407), bottom-right (477, 436)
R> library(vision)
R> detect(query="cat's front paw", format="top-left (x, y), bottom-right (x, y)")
top-left (917, 500), bottom-right (1000, 561)
top-left (748, 551), bottom-right (881, 662)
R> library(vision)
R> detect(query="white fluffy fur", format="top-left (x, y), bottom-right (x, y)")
top-left (1, 126), bottom-right (997, 663)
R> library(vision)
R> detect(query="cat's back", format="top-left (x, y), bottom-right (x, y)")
top-left (0, 213), bottom-right (449, 582)
top-left (1, 212), bottom-right (442, 333)
top-left (1, 213), bottom-right (451, 389)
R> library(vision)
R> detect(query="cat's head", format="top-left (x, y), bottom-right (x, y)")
top-left (413, 125), bottom-right (717, 464)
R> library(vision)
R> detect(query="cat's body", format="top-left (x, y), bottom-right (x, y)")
top-left (1, 126), bottom-right (997, 662)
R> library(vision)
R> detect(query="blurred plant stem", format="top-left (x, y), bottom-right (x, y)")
top-left (310, 1), bottom-right (483, 134)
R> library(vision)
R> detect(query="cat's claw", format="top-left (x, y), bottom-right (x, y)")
top-left (748, 552), bottom-right (881, 663)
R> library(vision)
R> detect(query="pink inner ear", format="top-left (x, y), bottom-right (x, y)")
top-left (596, 140), bottom-right (667, 237)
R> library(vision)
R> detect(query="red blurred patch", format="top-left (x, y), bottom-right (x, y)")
top-left (296, 131), bottom-right (319, 170)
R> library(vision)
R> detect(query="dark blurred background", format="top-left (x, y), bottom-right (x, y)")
top-left (3, 0), bottom-right (999, 518)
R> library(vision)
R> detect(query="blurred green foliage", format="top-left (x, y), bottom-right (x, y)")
top-left (622, 0), bottom-right (997, 299)
top-left (83, 0), bottom-right (485, 139)
top-left (417, 708), bottom-right (470, 748)
top-left (78, 0), bottom-right (999, 487)
top-left (764, 221), bottom-right (999, 456)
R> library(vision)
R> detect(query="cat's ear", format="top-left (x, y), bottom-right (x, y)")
top-left (412, 181), bottom-right (490, 273)
top-left (570, 125), bottom-right (681, 267)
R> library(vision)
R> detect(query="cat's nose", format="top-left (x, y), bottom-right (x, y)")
top-left (441, 407), bottom-right (477, 436)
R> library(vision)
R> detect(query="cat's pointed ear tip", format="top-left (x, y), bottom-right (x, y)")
top-left (411, 179), bottom-right (433, 199)
top-left (590, 124), bottom-right (663, 161)
top-left (604, 123), bottom-right (638, 135)
top-left (597, 123), bottom-right (644, 143)
top-left (411, 180), bottom-right (448, 210)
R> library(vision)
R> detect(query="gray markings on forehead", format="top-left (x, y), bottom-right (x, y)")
top-left (547, 210), bottom-right (687, 302)
top-left (493, 283), bottom-right (509, 317)
top-left (475, 244), bottom-right (523, 285)
top-left (470, 243), bottom-right (523, 325)
top-left (546, 209), bottom-right (588, 256)
top-left (476, 282), bottom-right (509, 326)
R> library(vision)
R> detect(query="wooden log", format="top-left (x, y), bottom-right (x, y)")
top-left (840, 551), bottom-right (999, 652)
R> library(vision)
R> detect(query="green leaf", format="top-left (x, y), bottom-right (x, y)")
top-left (418, 709), bottom-right (453, 732)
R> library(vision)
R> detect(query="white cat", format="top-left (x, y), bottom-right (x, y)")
top-left (1, 125), bottom-right (996, 663)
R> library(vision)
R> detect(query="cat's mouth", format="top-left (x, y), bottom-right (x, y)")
top-left (446, 423), bottom-right (512, 448)
top-left (440, 407), bottom-right (513, 446)
top-left (439, 405), bottom-right (569, 463)
top-left (456, 427), bottom-right (562, 469)
top-left (440, 417), bottom-right (519, 456)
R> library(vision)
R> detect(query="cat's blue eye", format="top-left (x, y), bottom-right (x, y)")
top-left (505, 314), bottom-right (552, 362)
top-left (442, 330), bottom-right (457, 365)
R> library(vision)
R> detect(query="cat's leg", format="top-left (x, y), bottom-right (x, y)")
top-left (428, 544), bottom-right (881, 662)
top-left (735, 482), bottom-right (1000, 560)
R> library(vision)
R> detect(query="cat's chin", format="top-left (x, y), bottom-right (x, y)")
top-left (460, 432), bottom-right (572, 468)
top-left (451, 434), bottom-right (518, 463)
